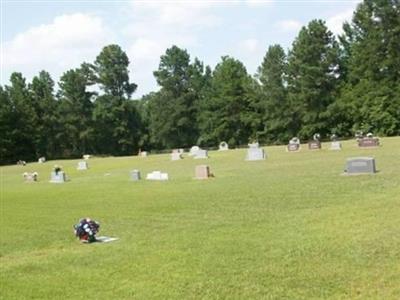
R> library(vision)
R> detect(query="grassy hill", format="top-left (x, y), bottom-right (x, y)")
top-left (1, 138), bottom-right (399, 299)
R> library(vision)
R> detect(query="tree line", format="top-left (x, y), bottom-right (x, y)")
top-left (1, 0), bottom-right (399, 164)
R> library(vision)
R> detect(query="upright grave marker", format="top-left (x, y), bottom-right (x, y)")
top-left (308, 133), bottom-right (321, 150)
top-left (171, 150), bottom-right (183, 161)
top-left (287, 137), bottom-right (300, 152)
top-left (246, 142), bottom-right (265, 161)
top-left (194, 149), bottom-right (208, 159)
top-left (146, 171), bottom-right (169, 180)
top-left (77, 161), bottom-right (88, 170)
top-left (219, 141), bottom-right (229, 151)
top-left (23, 172), bottom-right (38, 182)
top-left (130, 169), bottom-right (141, 181)
top-left (195, 165), bottom-right (211, 179)
top-left (330, 134), bottom-right (342, 150)
top-left (358, 133), bottom-right (380, 148)
top-left (345, 157), bottom-right (376, 174)
top-left (50, 165), bottom-right (66, 183)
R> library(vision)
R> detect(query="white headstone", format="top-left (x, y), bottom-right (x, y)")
top-left (77, 161), bottom-right (88, 170)
top-left (140, 151), bottom-right (148, 157)
top-left (171, 152), bottom-right (182, 161)
top-left (130, 169), bottom-right (141, 181)
top-left (23, 172), bottom-right (38, 182)
top-left (219, 142), bottom-right (229, 151)
top-left (38, 157), bottom-right (46, 163)
top-left (50, 171), bottom-right (66, 183)
top-left (246, 148), bottom-right (265, 161)
top-left (194, 149), bottom-right (208, 159)
top-left (189, 146), bottom-right (200, 156)
top-left (330, 141), bottom-right (342, 150)
top-left (146, 171), bottom-right (169, 181)
top-left (83, 154), bottom-right (91, 160)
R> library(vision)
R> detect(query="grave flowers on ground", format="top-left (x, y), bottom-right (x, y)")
top-left (73, 218), bottom-right (100, 243)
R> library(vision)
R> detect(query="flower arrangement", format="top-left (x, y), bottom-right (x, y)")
top-left (73, 218), bottom-right (100, 243)
top-left (53, 165), bottom-right (62, 174)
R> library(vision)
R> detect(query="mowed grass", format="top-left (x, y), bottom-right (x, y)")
top-left (1, 138), bottom-right (400, 299)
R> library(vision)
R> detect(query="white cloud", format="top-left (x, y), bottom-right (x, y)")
top-left (124, 1), bottom-right (222, 96)
top-left (275, 20), bottom-right (303, 32)
top-left (2, 13), bottom-right (113, 81)
top-left (245, 0), bottom-right (274, 7)
top-left (241, 38), bottom-right (259, 53)
top-left (326, 9), bottom-right (354, 35)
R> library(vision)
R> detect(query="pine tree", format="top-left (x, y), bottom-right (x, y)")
top-left (287, 20), bottom-right (340, 140)
top-left (256, 45), bottom-right (291, 143)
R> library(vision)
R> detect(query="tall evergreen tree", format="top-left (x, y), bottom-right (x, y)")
top-left (337, 0), bottom-right (400, 135)
top-left (29, 71), bottom-right (58, 158)
top-left (198, 56), bottom-right (254, 146)
top-left (287, 19), bottom-right (340, 139)
top-left (4, 73), bottom-right (37, 161)
top-left (149, 46), bottom-right (207, 149)
top-left (256, 44), bottom-right (291, 143)
top-left (58, 65), bottom-right (96, 156)
top-left (0, 86), bottom-right (15, 164)
top-left (92, 45), bottom-right (141, 155)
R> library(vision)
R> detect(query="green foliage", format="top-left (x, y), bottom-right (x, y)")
top-left (1, 0), bottom-right (399, 163)
top-left (337, 0), bottom-right (400, 135)
top-left (29, 71), bottom-right (58, 158)
top-left (198, 56), bottom-right (255, 146)
top-left (3, 73), bottom-right (37, 162)
top-left (58, 66), bottom-right (96, 156)
top-left (256, 45), bottom-right (291, 143)
top-left (287, 19), bottom-right (340, 140)
top-left (92, 44), bottom-right (137, 98)
top-left (148, 46), bottom-right (208, 149)
top-left (92, 45), bottom-right (141, 155)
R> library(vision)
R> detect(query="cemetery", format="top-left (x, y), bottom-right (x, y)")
top-left (2, 137), bottom-right (399, 299)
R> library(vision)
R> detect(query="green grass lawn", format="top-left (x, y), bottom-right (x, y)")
top-left (1, 138), bottom-right (400, 299)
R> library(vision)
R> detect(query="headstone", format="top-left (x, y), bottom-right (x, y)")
top-left (287, 143), bottom-right (300, 152)
top-left (219, 141), bottom-right (229, 151)
top-left (246, 148), bottom-right (265, 160)
top-left (195, 165), bottom-right (211, 179)
top-left (130, 169), bottom-right (141, 181)
top-left (287, 137), bottom-right (300, 152)
top-left (308, 133), bottom-right (321, 150)
top-left (38, 157), bottom-right (46, 163)
top-left (17, 160), bottom-right (26, 166)
top-left (194, 149), bottom-right (208, 159)
top-left (171, 152), bottom-right (182, 161)
top-left (50, 171), bottom-right (66, 183)
top-left (345, 157), bottom-right (376, 174)
top-left (140, 151), bottom-right (148, 157)
top-left (189, 146), bottom-right (200, 156)
top-left (358, 137), bottom-right (380, 147)
top-left (308, 140), bottom-right (321, 150)
top-left (246, 142), bottom-right (265, 161)
top-left (77, 161), bottom-right (88, 170)
top-left (178, 148), bottom-right (184, 154)
top-left (330, 141), bottom-right (342, 150)
top-left (146, 171), bottom-right (169, 181)
top-left (23, 172), bottom-right (38, 182)
top-left (83, 154), bottom-right (91, 160)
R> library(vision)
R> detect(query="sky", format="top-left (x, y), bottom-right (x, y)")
top-left (1, 0), bottom-right (361, 98)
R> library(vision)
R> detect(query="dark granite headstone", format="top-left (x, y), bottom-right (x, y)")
top-left (308, 140), bottom-right (321, 150)
top-left (346, 157), bottom-right (376, 174)
top-left (358, 137), bottom-right (379, 147)
top-left (287, 143), bottom-right (300, 152)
